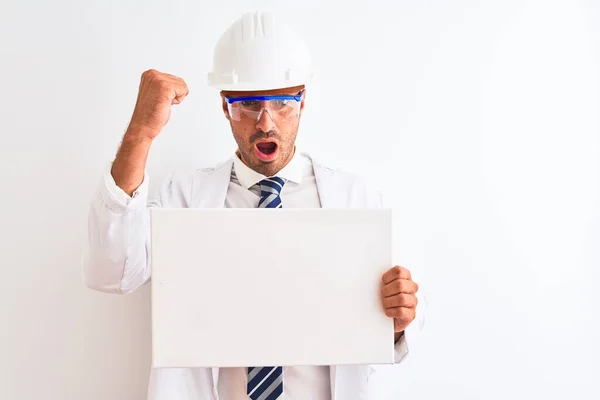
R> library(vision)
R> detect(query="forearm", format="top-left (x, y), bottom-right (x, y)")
top-left (111, 126), bottom-right (155, 196)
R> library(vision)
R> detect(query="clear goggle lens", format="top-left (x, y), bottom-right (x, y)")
top-left (225, 90), bottom-right (304, 122)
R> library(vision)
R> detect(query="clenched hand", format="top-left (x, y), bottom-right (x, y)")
top-left (381, 265), bottom-right (419, 334)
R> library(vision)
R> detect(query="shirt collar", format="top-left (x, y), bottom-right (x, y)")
top-left (233, 149), bottom-right (306, 190)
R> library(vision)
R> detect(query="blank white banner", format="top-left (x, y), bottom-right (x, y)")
top-left (150, 208), bottom-right (394, 367)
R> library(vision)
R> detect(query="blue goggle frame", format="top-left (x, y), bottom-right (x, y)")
top-left (225, 90), bottom-right (304, 104)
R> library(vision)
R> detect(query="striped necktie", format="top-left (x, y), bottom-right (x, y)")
top-left (257, 177), bottom-right (285, 209)
top-left (247, 176), bottom-right (285, 399)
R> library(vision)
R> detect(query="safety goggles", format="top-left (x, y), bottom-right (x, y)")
top-left (224, 90), bottom-right (304, 122)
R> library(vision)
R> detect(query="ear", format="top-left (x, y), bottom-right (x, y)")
top-left (300, 88), bottom-right (307, 115)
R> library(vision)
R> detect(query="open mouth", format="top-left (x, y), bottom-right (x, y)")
top-left (255, 141), bottom-right (278, 158)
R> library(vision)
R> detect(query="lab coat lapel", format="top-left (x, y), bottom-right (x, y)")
top-left (311, 156), bottom-right (338, 210)
top-left (190, 158), bottom-right (234, 208)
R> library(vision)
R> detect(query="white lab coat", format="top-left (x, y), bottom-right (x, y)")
top-left (83, 152), bottom-right (425, 400)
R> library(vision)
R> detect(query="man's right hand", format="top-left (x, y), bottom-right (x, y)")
top-left (111, 69), bottom-right (189, 196)
top-left (127, 69), bottom-right (190, 140)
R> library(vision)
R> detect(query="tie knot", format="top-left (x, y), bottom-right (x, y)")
top-left (259, 177), bottom-right (285, 194)
top-left (258, 177), bottom-right (286, 208)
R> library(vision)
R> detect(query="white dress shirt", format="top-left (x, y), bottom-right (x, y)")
top-left (217, 150), bottom-right (330, 399)
top-left (226, 150), bottom-right (321, 209)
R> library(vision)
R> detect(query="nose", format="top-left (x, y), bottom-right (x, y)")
top-left (255, 108), bottom-right (276, 132)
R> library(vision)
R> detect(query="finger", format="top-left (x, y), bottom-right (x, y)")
top-left (172, 84), bottom-right (190, 105)
top-left (381, 279), bottom-right (418, 297)
top-left (384, 307), bottom-right (416, 322)
top-left (394, 316), bottom-right (413, 332)
top-left (382, 266), bottom-right (412, 284)
top-left (163, 76), bottom-right (189, 92)
top-left (382, 293), bottom-right (418, 309)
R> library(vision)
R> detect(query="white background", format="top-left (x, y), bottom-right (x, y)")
top-left (0, 0), bottom-right (598, 399)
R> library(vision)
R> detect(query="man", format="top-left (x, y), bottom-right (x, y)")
top-left (83, 10), bottom-right (423, 400)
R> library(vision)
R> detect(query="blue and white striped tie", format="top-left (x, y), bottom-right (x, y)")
top-left (257, 177), bottom-right (285, 209)
top-left (247, 366), bottom-right (283, 400)
top-left (247, 176), bottom-right (285, 399)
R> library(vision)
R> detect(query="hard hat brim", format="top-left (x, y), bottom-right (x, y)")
top-left (207, 75), bottom-right (314, 92)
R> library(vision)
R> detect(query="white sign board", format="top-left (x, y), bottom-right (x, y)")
top-left (150, 208), bottom-right (394, 368)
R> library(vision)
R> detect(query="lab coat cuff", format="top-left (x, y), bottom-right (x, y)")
top-left (393, 332), bottom-right (409, 364)
top-left (100, 163), bottom-right (149, 213)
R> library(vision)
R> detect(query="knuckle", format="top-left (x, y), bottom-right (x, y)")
top-left (156, 78), bottom-right (169, 89)
top-left (395, 294), bottom-right (403, 306)
top-left (398, 280), bottom-right (409, 293)
top-left (409, 308), bottom-right (416, 321)
top-left (400, 294), bottom-right (410, 306)
top-left (398, 308), bottom-right (411, 321)
top-left (407, 295), bottom-right (416, 307)
top-left (144, 69), bottom-right (157, 78)
top-left (398, 293), bottom-right (408, 306)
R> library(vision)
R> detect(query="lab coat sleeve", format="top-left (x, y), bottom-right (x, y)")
top-left (391, 286), bottom-right (426, 364)
top-left (372, 184), bottom-right (427, 365)
top-left (82, 163), bottom-right (166, 294)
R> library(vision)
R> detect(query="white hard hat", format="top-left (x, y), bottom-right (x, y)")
top-left (207, 11), bottom-right (314, 92)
